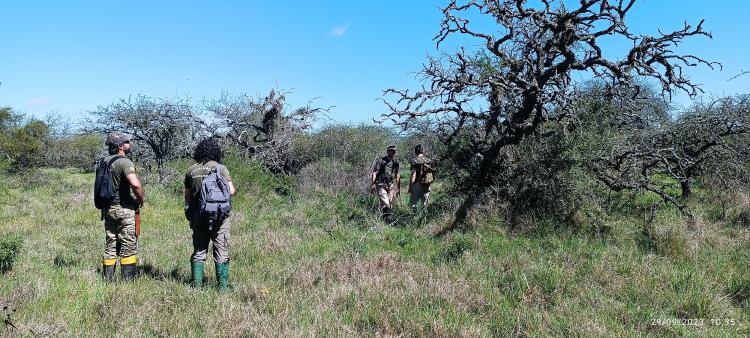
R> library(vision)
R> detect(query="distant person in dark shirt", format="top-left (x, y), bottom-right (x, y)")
top-left (371, 145), bottom-right (400, 224)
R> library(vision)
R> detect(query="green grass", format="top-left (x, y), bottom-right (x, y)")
top-left (0, 166), bottom-right (749, 336)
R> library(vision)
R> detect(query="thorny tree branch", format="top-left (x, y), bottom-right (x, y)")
top-left (205, 90), bottom-right (332, 174)
top-left (381, 0), bottom-right (718, 235)
top-left (592, 95), bottom-right (750, 217)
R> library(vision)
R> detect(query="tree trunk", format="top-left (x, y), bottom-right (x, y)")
top-left (157, 158), bottom-right (166, 184)
top-left (680, 179), bottom-right (691, 199)
top-left (436, 141), bottom-right (504, 237)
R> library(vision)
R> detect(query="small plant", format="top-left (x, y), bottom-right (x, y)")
top-left (0, 233), bottom-right (23, 274)
top-left (434, 235), bottom-right (473, 263)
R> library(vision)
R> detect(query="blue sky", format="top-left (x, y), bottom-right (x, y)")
top-left (1, 1), bottom-right (748, 124)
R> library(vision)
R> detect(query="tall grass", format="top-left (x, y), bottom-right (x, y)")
top-left (0, 165), bottom-right (748, 336)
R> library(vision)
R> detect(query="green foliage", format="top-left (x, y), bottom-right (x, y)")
top-left (0, 233), bottom-right (22, 274)
top-left (0, 108), bottom-right (51, 169)
top-left (44, 133), bottom-right (104, 172)
top-left (304, 124), bottom-right (395, 166)
top-left (294, 125), bottom-right (397, 198)
top-left (223, 153), bottom-right (296, 197)
top-left (728, 271), bottom-right (750, 311)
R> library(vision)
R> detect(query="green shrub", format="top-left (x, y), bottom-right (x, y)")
top-left (0, 233), bottom-right (23, 274)
top-left (305, 125), bottom-right (394, 167)
top-left (44, 133), bottom-right (104, 172)
top-left (223, 154), bottom-right (296, 197)
top-left (297, 158), bottom-right (370, 198)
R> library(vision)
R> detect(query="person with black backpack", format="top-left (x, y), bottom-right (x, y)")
top-left (184, 138), bottom-right (236, 291)
top-left (408, 144), bottom-right (434, 213)
top-left (94, 132), bottom-right (144, 282)
top-left (370, 145), bottom-right (401, 224)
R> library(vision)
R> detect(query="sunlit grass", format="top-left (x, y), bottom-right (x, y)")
top-left (0, 167), bottom-right (748, 336)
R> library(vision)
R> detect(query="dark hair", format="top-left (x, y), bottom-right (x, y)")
top-left (414, 144), bottom-right (423, 155)
top-left (193, 138), bottom-right (223, 163)
top-left (108, 144), bottom-right (119, 155)
top-left (107, 141), bottom-right (129, 155)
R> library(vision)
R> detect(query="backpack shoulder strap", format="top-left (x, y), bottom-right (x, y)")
top-left (97, 156), bottom-right (121, 169)
top-left (211, 163), bottom-right (226, 177)
top-left (107, 155), bottom-right (123, 167)
top-left (378, 157), bottom-right (390, 176)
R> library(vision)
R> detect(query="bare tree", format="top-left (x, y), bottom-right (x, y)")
top-left (205, 90), bottom-right (329, 174)
top-left (382, 0), bottom-right (718, 235)
top-left (87, 95), bottom-right (202, 182)
top-left (592, 95), bottom-right (750, 215)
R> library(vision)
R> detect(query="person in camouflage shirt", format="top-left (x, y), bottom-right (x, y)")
top-left (99, 132), bottom-right (144, 282)
top-left (371, 145), bottom-right (401, 224)
top-left (408, 144), bottom-right (433, 212)
top-left (184, 138), bottom-right (236, 291)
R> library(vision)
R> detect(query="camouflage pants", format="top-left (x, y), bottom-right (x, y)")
top-left (409, 182), bottom-right (431, 211)
top-left (103, 205), bottom-right (138, 262)
top-left (190, 216), bottom-right (231, 264)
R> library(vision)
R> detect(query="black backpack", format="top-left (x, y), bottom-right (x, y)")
top-left (94, 156), bottom-right (122, 209)
top-left (376, 157), bottom-right (397, 185)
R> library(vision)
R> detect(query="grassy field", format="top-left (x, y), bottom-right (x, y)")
top-left (1, 163), bottom-right (749, 337)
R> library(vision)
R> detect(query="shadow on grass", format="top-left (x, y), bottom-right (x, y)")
top-left (53, 254), bottom-right (80, 269)
top-left (348, 192), bottom-right (456, 230)
top-left (138, 262), bottom-right (191, 285)
top-left (393, 197), bottom-right (456, 229)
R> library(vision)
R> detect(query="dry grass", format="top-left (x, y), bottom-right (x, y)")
top-left (1, 168), bottom-right (749, 336)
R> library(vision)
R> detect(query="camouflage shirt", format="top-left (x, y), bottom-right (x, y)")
top-left (410, 154), bottom-right (432, 181)
top-left (102, 154), bottom-right (138, 209)
top-left (184, 161), bottom-right (232, 208)
top-left (373, 156), bottom-right (399, 185)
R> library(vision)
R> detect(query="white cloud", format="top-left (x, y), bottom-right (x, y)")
top-left (26, 97), bottom-right (50, 108)
top-left (329, 23), bottom-right (351, 37)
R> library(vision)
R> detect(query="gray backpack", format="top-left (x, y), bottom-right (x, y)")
top-left (199, 164), bottom-right (232, 225)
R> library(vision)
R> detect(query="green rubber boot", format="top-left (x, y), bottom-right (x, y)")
top-left (191, 262), bottom-right (205, 288)
top-left (215, 262), bottom-right (230, 292)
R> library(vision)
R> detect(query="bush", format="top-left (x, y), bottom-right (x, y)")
top-left (223, 154), bottom-right (297, 197)
top-left (306, 125), bottom-right (395, 168)
top-left (44, 133), bottom-right (105, 172)
top-left (297, 158), bottom-right (371, 198)
top-left (294, 125), bottom-right (398, 197)
top-left (0, 233), bottom-right (23, 274)
top-left (0, 116), bottom-right (51, 169)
